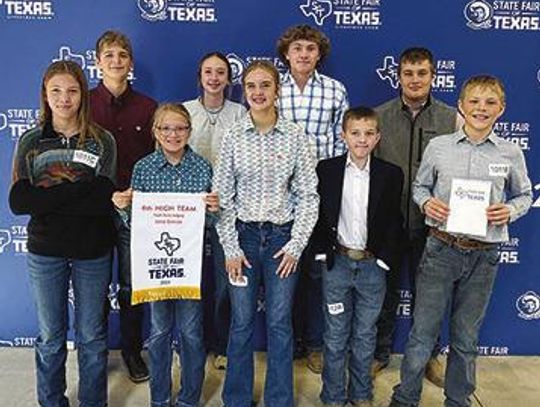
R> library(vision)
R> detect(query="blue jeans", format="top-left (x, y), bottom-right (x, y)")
top-left (391, 236), bottom-right (499, 407)
top-left (209, 225), bottom-right (230, 356)
top-left (294, 251), bottom-right (324, 352)
top-left (148, 299), bottom-right (206, 407)
top-left (321, 254), bottom-right (386, 405)
top-left (114, 213), bottom-right (144, 356)
top-left (27, 252), bottom-right (112, 407)
top-left (223, 221), bottom-right (298, 407)
top-left (375, 228), bottom-right (427, 364)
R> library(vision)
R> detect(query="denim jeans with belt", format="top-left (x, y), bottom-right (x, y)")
top-left (27, 252), bottom-right (112, 407)
top-left (148, 299), bottom-right (206, 407)
top-left (391, 235), bottom-right (499, 407)
top-left (321, 254), bottom-right (386, 405)
top-left (222, 221), bottom-right (298, 407)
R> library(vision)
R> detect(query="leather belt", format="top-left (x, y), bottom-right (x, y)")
top-left (429, 228), bottom-right (495, 250)
top-left (336, 243), bottom-right (373, 261)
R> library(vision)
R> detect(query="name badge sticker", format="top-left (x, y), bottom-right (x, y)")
top-left (489, 163), bottom-right (510, 177)
top-left (73, 150), bottom-right (99, 168)
top-left (327, 302), bottom-right (345, 315)
top-left (228, 275), bottom-right (248, 287)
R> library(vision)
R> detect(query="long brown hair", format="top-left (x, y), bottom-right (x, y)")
top-left (197, 51), bottom-right (232, 98)
top-left (40, 60), bottom-right (100, 144)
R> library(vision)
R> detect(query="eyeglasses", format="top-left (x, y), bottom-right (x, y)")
top-left (156, 125), bottom-right (190, 136)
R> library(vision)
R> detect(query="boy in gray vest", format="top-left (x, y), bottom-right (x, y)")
top-left (373, 47), bottom-right (462, 387)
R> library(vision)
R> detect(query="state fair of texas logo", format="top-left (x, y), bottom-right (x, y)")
top-left (464, 0), bottom-right (494, 29)
top-left (226, 53), bottom-right (245, 85)
top-left (300, 0), bottom-right (332, 26)
top-left (155, 232), bottom-right (181, 256)
top-left (375, 55), bottom-right (457, 93)
top-left (299, 0), bottom-right (382, 29)
top-left (464, 0), bottom-right (540, 31)
top-left (138, 0), bottom-right (167, 21)
top-left (516, 291), bottom-right (540, 320)
top-left (376, 56), bottom-right (399, 89)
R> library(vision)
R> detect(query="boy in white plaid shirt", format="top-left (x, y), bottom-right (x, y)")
top-left (276, 24), bottom-right (350, 373)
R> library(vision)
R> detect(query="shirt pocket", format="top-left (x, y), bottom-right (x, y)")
top-left (271, 142), bottom-right (295, 180)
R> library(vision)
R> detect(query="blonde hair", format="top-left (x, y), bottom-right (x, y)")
top-left (241, 60), bottom-right (280, 90)
top-left (459, 75), bottom-right (506, 105)
top-left (152, 103), bottom-right (192, 139)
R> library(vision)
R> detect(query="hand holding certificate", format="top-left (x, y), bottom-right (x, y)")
top-left (486, 203), bottom-right (511, 226)
top-left (446, 178), bottom-right (492, 237)
top-left (423, 197), bottom-right (450, 223)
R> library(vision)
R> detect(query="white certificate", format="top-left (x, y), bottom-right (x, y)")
top-left (446, 178), bottom-right (492, 237)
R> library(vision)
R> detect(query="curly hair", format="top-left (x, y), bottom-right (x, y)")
top-left (276, 25), bottom-right (331, 67)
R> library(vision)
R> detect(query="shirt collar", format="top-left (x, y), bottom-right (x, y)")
top-left (454, 127), bottom-right (500, 146)
top-left (153, 145), bottom-right (194, 168)
top-left (241, 112), bottom-right (286, 135)
top-left (282, 69), bottom-right (321, 86)
top-left (41, 121), bottom-right (80, 141)
top-left (400, 92), bottom-right (431, 113)
top-left (346, 153), bottom-right (371, 173)
top-left (95, 81), bottom-right (133, 105)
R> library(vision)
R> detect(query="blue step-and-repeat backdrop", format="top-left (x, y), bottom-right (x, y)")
top-left (0, 0), bottom-right (539, 355)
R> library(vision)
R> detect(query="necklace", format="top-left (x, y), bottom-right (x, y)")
top-left (200, 97), bottom-right (225, 126)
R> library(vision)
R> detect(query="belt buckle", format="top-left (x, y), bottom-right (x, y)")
top-left (347, 249), bottom-right (367, 261)
top-left (455, 236), bottom-right (478, 249)
top-left (454, 236), bottom-right (466, 247)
